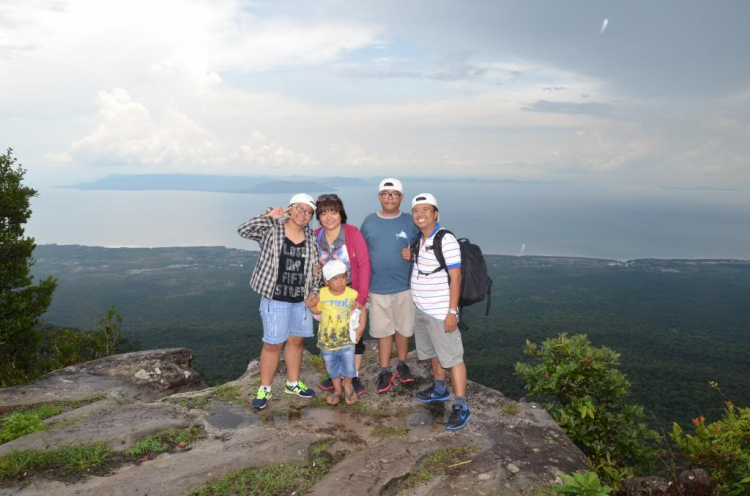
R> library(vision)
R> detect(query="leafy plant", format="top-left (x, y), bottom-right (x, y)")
top-left (552, 471), bottom-right (613, 495)
top-left (0, 413), bottom-right (45, 444)
top-left (515, 333), bottom-right (660, 487)
top-left (671, 383), bottom-right (750, 495)
top-left (125, 437), bottom-right (169, 457)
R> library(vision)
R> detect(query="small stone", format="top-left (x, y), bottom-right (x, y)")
top-left (135, 369), bottom-right (151, 380)
top-left (478, 473), bottom-right (492, 481)
top-left (506, 463), bottom-right (520, 474)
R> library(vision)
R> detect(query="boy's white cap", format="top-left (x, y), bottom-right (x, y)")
top-left (378, 178), bottom-right (403, 194)
top-left (288, 193), bottom-right (316, 210)
top-left (411, 193), bottom-right (439, 210)
top-left (322, 259), bottom-right (347, 281)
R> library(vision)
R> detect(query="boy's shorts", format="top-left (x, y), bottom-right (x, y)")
top-left (414, 307), bottom-right (464, 369)
top-left (259, 298), bottom-right (314, 344)
top-left (321, 347), bottom-right (356, 378)
top-left (368, 290), bottom-right (416, 338)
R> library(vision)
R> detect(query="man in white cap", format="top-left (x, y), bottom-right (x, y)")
top-left (360, 178), bottom-right (420, 393)
top-left (405, 193), bottom-right (472, 430)
top-left (238, 193), bottom-right (321, 409)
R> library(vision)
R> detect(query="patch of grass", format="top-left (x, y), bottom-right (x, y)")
top-left (164, 394), bottom-right (213, 410)
top-left (501, 402), bottom-right (519, 416)
top-left (213, 384), bottom-right (243, 406)
top-left (348, 400), bottom-right (388, 418)
top-left (191, 440), bottom-right (333, 496)
top-left (372, 425), bottom-right (408, 439)
top-left (397, 445), bottom-right (478, 492)
top-left (126, 426), bottom-right (207, 457)
top-left (125, 437), bottom-right (169, 457)
top-left (305, 354), bottom-right (327, 374)
top-left (0, 443), bottom-right (112, 480)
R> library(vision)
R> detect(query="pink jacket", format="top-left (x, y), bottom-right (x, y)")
top-left (315, 223), bottom-right (371, 306)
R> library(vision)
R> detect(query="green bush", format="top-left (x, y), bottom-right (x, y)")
top-left (671, 387), bottom-right (750, 495)
top-left (553, 471), bottom-right (613, 495)
top-left (515, 333), bottom-right (660, 486)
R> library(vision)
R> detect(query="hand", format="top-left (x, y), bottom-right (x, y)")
top-left (265, 206), bottom-right (290, 220)
top-left (305, 292), bottom-right (319, 309)
top-left (401, 247), bottom-right (412, 261)
top-left (444, 313), bottom-right (458, 333)
top-left (353, 301), bottom-right (365, 311)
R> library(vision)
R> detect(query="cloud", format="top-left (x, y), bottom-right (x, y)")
top-left (522, 99), bottom-right (615, 117)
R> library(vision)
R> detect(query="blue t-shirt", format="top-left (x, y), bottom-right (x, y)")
top-left (360, 211), bottom-right (419, 295)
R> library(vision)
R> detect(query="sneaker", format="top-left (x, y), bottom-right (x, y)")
top-left (284, 381), bottom-right (315, 398)
top-left (396, 362), bottom-right (414, 383)
top-left (318, 377), bottom-right (334, 391)
top-left (446, 405), bottom-right (473, 430)
top-left (414, 386), bottom-right (450, 403)
top-left (352, 376), bottom-right (366, 396)
top-left (252, 387), bottom-right (272, 409)
top-left (376, 370), bottom-right (395, 394)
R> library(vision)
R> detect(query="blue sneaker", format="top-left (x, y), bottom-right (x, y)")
top-left (284, 380), bottom-right (315, 398)
top-left (253, 387), bottom-right (271, 409)
top-left (446, 405), bottom-right (473, 430)
top-left (414, 385), bottom-right (450, 403)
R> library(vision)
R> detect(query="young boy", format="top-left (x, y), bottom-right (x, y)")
top-left (306, 260), bottom-right (366, 405)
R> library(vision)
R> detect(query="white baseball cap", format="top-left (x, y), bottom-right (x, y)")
top-left (411, 193), bottom-right (439, 210)
top-left (288, 193), bottom-right (316, 210)
top-left (378, 178), bottom-right (403, 194)
top-left (322, 259), bottom-right (347, 281)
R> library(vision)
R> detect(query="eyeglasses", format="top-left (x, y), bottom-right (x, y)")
top-left (317, 193), bottom-right (340, 201)
top-left (292, 204), bottom-right (314, 217)
top-left (379, 191), bottom-right (402, 199)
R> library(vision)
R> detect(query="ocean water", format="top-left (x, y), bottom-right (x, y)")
top-left (27, 181), bottom-right (750, 260)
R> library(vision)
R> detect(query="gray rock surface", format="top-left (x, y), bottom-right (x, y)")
top-left (1, 343), bottom-right (589, 495)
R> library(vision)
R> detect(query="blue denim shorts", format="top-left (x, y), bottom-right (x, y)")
top-left (259, 298), bottom-right (314, 344)
top-left (321, 347), bottom-right (356, 379)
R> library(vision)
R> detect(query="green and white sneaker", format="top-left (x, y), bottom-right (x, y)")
top-left (284, 380), bottom-right (315, 398)
top-left (253, 387), bottom-right (272, 409)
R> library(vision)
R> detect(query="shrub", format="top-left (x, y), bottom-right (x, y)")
top-left (515, 333), bottom-right (660, 486)
top-left (671, 384), bottom-right (750, 495)
top-left (553, 471), bottom-right (613, 495)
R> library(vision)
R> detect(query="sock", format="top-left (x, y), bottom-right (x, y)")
top-left (381, 366), bottom-right (390, 374)
top-left (286, 381), bottom-right (298, 388)
top-left (260, 385), bottom-right (271, 392)
top-left (454, 397), bottom-right (467, 409)
top-left (355, 370), bottom-right (359, 378)
top-left (434, 380), bottom-right (446, 394)
top-left (398, 360), bottom-right (406, 367)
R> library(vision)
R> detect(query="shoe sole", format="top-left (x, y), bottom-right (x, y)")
top-left (397, 375), bottom-right (414, 384)
top-left (284, 390), bottom-right (315, 398)
top-left (376, 374), bottom-right (396, 394)
top-left (445, 412), bottom-right (473, 431)
top-left (318, 385), bottom-right (334, 391)
top-left (253, 402), bottom-right (268, 410)
top-left (355, 388), bottom-right (366, 396)
top-left (414, 394), bottom-right (451, 404)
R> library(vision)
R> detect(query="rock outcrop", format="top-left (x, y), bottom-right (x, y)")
top-left (1, 344), bottom-right (590, 495)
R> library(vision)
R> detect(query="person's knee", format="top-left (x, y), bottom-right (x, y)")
top-left (263, 342), bottom-right (283, 353)
top-left (286, 336), bottom-right (303, 347)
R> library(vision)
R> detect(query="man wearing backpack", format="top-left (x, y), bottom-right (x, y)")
top-left (403, 193), bottom-right (472, 430)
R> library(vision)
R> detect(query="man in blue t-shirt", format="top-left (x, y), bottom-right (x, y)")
top-left (360, 178), bottom-right (420, 394)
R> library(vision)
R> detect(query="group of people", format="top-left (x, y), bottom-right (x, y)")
top-left (238, 178), bottom-right (472, 431)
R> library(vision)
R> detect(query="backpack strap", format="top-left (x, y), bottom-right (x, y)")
top-left (431, 229), bottom-right (451, 284)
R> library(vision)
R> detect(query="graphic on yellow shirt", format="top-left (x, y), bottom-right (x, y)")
top-left (317, 286), bottom-right (358, 351)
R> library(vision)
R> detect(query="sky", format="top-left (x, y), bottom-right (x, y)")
top-left (2, 0), bottom-right (749, 189)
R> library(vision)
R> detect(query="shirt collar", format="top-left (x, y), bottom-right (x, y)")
top-left (427, 223), bottom-right (442, 239)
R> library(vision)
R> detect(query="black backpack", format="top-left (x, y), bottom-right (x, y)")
top-left (412, 229), bottom-right (492, 331)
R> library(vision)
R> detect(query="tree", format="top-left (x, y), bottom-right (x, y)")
top-left (0, 149), bottom-right (57, 386)
top-left (516, 333), bottom-right (660, 487)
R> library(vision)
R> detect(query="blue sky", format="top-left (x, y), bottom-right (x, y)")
top-left (1, 0), bottom-right (749, 189)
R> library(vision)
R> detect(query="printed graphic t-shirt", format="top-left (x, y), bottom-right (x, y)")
top-left (316, 286), bottom-right (359, 351)
top-left (273, 237), bottom-right (307, 303)
top-left (410, 225), bottom-right (462, 320)
top-left (360, 212), bottom-right (419, 295)
top-left (318, 228), bottom-right (351, 282)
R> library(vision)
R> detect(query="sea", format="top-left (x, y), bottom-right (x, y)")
top-left (27, 181), bottom-right (750, 261)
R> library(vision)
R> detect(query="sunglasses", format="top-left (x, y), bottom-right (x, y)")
top-left (317, 193), bottom-right (340, 202)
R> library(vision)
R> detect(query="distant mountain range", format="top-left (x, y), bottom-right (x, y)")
top-left (62, 174), bottom-right (564, 194)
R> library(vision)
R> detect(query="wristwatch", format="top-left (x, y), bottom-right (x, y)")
top-left (448, 308), bottom-right (459, 316)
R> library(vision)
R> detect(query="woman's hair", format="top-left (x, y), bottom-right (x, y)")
top-left (315, 195), bottom-right (348, 224)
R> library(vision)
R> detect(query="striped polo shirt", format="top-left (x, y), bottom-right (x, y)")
top-left (410, 224), bottom-right (461, 320)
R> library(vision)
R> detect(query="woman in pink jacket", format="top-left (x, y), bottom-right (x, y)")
top-left (314, 193), bottom-right (371, 395)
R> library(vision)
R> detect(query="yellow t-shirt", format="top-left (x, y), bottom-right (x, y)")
top-left (317, 286), bottom-right (359, 351)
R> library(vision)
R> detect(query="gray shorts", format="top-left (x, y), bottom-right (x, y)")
top-left (414, 307), bottom-right (464, 369)
top-left (368, 290), bottom-right (416, 339)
